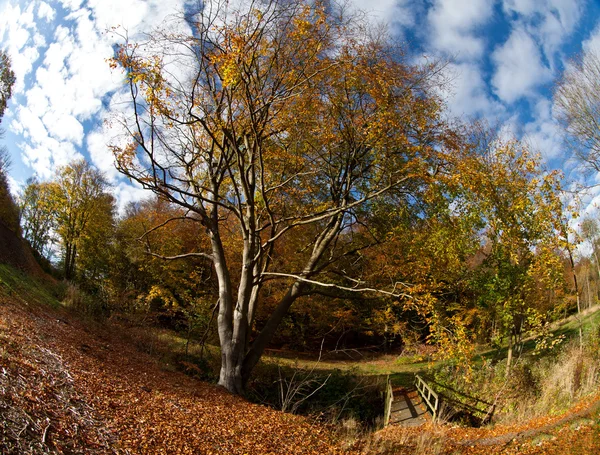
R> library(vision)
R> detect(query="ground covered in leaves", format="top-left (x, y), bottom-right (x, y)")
top-left (2, 276), bottom-right (600, 455)
top-left (0, 293), bottom-right (350, 454)
top-left (374, 390), bottom-right (600, 454)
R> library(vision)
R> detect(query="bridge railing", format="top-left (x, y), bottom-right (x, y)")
top-left (415, 375), bottom-right (496, 424)
top-left (383, 375), bottom-right (393, 427)
top-left (425, 378), bottom-right (496, 424)
top-left (414, 374), bottom-right (440, 421)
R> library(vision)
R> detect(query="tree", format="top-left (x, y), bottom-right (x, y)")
top-left (555, 49), bottom-right (600, 172)
top-left (75, 192), bottom-right (116, 291)
top-left (53, 160), bottom-right (111, 280)
top-left (110, 0), bottom-right (453, 393)
top-left (580, 217), bottom-right (600, 282)
top-left (0, 51), bottom-right (17, 231)
top-left (453, 132), bottom-right (567, 373)
top-left (106, 196), bottom-right (216, 330)
top-left (0, 50), bottom-right (15, 121)
top-left (20, 178), bottom-right (59, 258)
top-left (0, 148), bottom-right (19, 232)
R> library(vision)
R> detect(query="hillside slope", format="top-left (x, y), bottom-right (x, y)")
top-left (0, 275), bottom-right (350, 454)
top-left (0, 219), bottom-right (48, 280)
top-left (3, 265), bottom-right (600, 455)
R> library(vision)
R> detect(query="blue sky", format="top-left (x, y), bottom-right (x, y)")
top-left (1, 0), bottom-right (600, 214)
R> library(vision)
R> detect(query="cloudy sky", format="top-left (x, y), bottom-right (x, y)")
top-left (1, 0), bottom-right (600, 213)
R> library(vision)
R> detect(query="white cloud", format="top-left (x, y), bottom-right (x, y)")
top-left (523, 98), bottom-right (563, 161)
top-left (58, 0), bottom-right (84, 12)
top-left (1, 0), bottom-right (192, 210)
top-left (503, 0), bottom-right (540, 17)
top-left (87, 128), bottom-right (119, 182)
top-left (503, 0), bottom-right (583, 66)
top-left (0, 1), bottom-right (46, 93)
top-left (113, 181), bottom-right (151, 214)
top-left (20, 139), bottom-right (82, 179)
top-left (503, 0), bottom-right (581, 31)
top-left (6, 175), bottom-right (22, 197)
top-left (428, 0), bottom-right (493, 61)
top-left (43, 111), bottom-right (84, 145)
top-left (441, 62), bottom-right (504, 119)
top-left (492, 28), bottom-right (552, 103)
top-left (15, 106), bottom-right (48, 144)
top-left (582, 21), bottom-right (600, 54)
top-left (356, 0), bottom-right (416, 29)
top-left (37, 2), bottom-right (56, 22)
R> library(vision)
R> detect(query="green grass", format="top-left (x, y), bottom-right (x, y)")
top-left (0, 264), bottom-right (61, 308)
top-left (473, 306), bottom-right (600, 365)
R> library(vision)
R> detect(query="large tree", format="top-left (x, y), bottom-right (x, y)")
top-left (110, 0), bottom-right (455, 393)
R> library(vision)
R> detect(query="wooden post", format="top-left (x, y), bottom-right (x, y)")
top-left (383, 375), bottom-right (393, 427)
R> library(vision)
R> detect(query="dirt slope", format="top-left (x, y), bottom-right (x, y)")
top-left (0, 293), bottom-right (351, 454)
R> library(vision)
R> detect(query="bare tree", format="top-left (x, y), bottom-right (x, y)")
top-left (555, 49), bottom-right (600, 172)
top-left (110, 0), bottom-right (451, 394)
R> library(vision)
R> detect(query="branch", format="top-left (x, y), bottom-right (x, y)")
top-left (136, 215), bottom-right (198, 241)
top-left (146, 251), bottom-right (213, 261)
top-left (261, 174), bottom-right (412, 248)
top-left (260, 272), bottom-right (413, 299)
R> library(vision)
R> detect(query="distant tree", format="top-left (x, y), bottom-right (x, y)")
top-left (0, 50), bottom-right (15, 122)
top-left (455, 132), bottom-right (567, 373)
top-left (0, 148), bottom-right (19, 231)
top-left (580, 217), bottom-right (600, 281)
top-left (0, 51), bottom-right (17, 230)
top-left (73, 191), bottom-right (116, 291)
top-left (53, 160), bottom-right (111, 280)
top-left (20, 178), bottom-right (59, 257)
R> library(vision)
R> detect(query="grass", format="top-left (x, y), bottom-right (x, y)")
top-left (124, 304), bottom-right (600, 395)
top-left (0, 264), bottom-right (61, 308)
top-left (144, 327), bottom-right (438, 389)
top-left (474, 306), bottom-right (600, 365)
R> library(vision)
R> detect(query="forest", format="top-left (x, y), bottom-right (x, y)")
top-left (2, 1), bottom-right (600, 454)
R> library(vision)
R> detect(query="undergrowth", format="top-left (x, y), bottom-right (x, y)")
top-left (247, 362), bottom-right (385, 428)
top-left (432, 324), bottom-right (600, 425)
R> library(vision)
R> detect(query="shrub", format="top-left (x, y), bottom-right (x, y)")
top-left (246, 362), bottom-right (384, 428)
top-left (61, 283), bottom-right (107, 318)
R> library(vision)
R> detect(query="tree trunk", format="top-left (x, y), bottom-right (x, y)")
top-left (218, 343), bottom-right (245, 395)
top-left (587, 274), bottom-right (592, 310)
top-left (593, 243), bottom-right (600, 283)
top-left (505, 333), bottom-right (513, 377)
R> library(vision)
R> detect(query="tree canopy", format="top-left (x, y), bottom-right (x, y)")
top-left (110, 0), bottom-right (460, 393)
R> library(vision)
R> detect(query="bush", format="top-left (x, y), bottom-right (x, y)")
top-left (432, 332), bottom-right (600, 425)
top-left (246, 362), bottom-right (384, 428)
top-left (61, 283), bottom-right (108, 318)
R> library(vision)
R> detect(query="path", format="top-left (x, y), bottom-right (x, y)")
top-left (388, 387), bottom-right (429, 427)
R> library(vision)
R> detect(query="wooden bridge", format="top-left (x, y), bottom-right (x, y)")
top-left (384, 374), bottom-right (495, 427)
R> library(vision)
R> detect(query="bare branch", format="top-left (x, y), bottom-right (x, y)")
top-left (146, 251), bottom-right (213, 261)
top-left (260, 272), bottom-right (414, 299)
